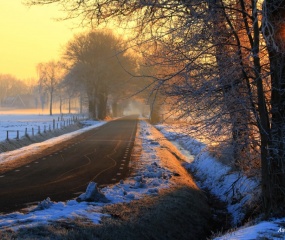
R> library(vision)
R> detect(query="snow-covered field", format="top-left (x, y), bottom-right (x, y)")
top-left (0, 110), bottom-right (86, 141)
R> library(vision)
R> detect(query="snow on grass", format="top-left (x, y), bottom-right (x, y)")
top-left (157, 124), bottom-right (285, 239)
top-left (0, 200), bottom-right (107, 231)
top-left (0, 112), bottom-right (85, 141)
top-left (0, 120), bottom-right (175, 231)
top-left (214, 218), bottom-right (285, 240)
top-left (2, 115), bottom-right (283, 239)
top-left (102, 120), bottom-right (174, 203)
top-left (156, 124), bottom-right (260, 226)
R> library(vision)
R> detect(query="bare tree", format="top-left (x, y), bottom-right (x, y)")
top-left (62, 67), bottom-right (85, 114)
top-left (37, 61), bottom-right (66, 115)
top-left (63, 30), bottom-right (137, 119)
top-left (26, 0), bottom-right (285, 216)
top-left (0, 74), bottom-right (29, 103)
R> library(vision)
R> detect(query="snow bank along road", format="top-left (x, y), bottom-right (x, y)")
top-left (0, 116), bottom-right (138, 213)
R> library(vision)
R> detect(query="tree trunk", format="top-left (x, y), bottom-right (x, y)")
top-left (208, 0), bottom-right (250, 167)
top-left (112, 101), bottom-right (118, 117)
top-left (262, 0), bottom-right (285, 214)
top-left (220, 80), bottom-right (251, 169)
top-left (49, 91), bottom-right (53, 116)
top-left (149, 98), bottom-right (161, 124)
top-left (68, 97), bottom-right (71, 114)
top-left (59, 97), bottom-right (62, 114)
top-left (97, 91), bottom-right (108, 120)
top-left (88, 98), bottom-right (96, 119)
top-left (80, 95), bottom-right (83, 114)
top-left (264, 50), bottom-right (285, 214)
top-left (88, 87), bottom-right (97, 119)
top-left (40, 93), bottom-right (46, 111)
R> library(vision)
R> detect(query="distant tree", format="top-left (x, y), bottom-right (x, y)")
top-left (64, 30), bottom-right (137, 120)
top-left (0, 74), bottom-right (29, 104)
top-left (61, 65), bottom-right (86, 114)
top-left (37, 61), bottom-right (66, 115)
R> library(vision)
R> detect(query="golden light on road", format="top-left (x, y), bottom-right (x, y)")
top-left (0, 1), bottom-right (82, 80)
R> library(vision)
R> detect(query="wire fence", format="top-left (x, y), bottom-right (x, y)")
top-left (5, 115), bottom-right (87, 141)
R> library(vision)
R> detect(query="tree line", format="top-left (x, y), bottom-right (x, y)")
top-left (0, 75), bottom-right (37, 107)
top-left (26, 0), bottom-right (285, 218)
top-left (36, 30), bottom-right (148, 118)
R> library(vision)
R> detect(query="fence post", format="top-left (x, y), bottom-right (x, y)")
top-left (44, 125), bottom-right (46, 133)
top-left (6, 131), bottom-right (8, 140)
top-left (53, 119), bottom-right (55, 130)
top-left (38, 126), bottom-right (40, 134)
top-left (25, 128), bottom-right (28, 136)
top-left (16, 130), bottom-right (19, 139)
top-left (32, 128), bottom-right (34, 136)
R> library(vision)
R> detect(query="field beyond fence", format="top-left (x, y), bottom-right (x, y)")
top-left (0, 113), bottom-right (86, 142)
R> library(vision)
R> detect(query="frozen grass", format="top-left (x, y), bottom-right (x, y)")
top-left (0, 186), bottom-right (210, 240)
top-left (0, 119), bottom-right (212, 239)
top-left (157, 124), bottom-right (285, 240)
top-left (157, 124), bottom-right (260, 226)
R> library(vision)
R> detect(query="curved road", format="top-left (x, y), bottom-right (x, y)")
top-left (0, 116), bottom-right (138, 213)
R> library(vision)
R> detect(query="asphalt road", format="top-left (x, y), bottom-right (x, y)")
top-left (0, 116), bottom-right (138, 213)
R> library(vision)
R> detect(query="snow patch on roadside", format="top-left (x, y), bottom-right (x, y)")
top-left (157, 125), bottom-right (260, 226)
top-left (214, 218), bottom-right (285, 240)
top-left (0, 201), bottom-right (107, 230)
top-left (102, 120), bottom-right (173, 203)
top-left (157, 124), bottom-right (285, 239)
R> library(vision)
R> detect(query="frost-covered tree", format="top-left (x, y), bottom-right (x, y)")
top-left (261, 0), bottom-right (285, 215)
top-left (26, 0), bottom-right (285, 216)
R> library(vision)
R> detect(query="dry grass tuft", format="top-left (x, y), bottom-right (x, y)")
top-left (0, 185), bottom-right (210, 240)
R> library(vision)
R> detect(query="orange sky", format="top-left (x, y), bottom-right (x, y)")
top-left (0, 1), bottom-right (83, 80)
